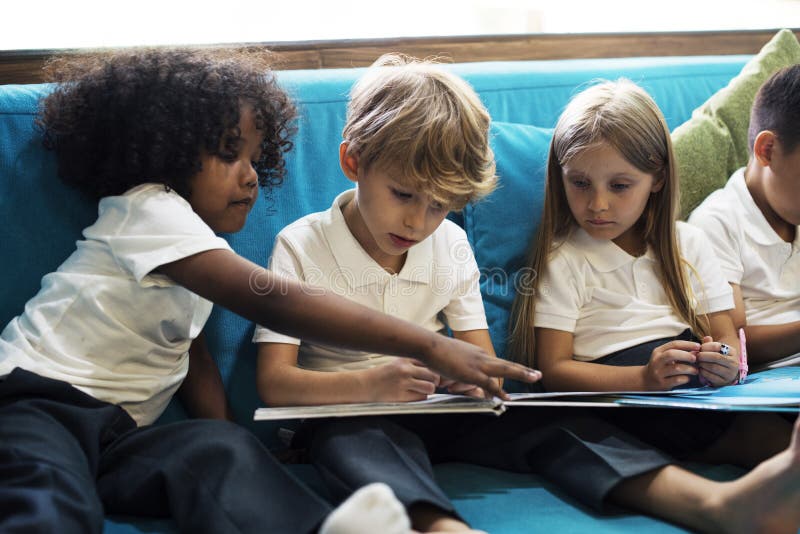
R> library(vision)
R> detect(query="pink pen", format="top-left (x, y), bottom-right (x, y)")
top-left (737, 327), bottom-right (749, 385)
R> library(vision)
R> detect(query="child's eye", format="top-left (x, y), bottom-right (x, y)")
top-left (219, 150), bottom-right (238, 162)
top-left (570, 179), bottom-right (589, 190)
top-left (391, 188), bottom-right (412, 200)
top-left (430, 201), bottom-right (446, 212)
top-left (611, 183), bottom-right (631, 192)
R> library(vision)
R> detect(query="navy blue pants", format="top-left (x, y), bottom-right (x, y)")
top-left (297, 407), bottom-right (673, 516)
top-left (0, 368), bottom-right (332, 534)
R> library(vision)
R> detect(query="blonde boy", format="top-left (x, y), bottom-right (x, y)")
top-left (254, 54), bottom-right (498, 532)
top-left (255, 54), bottom-right (499, 403)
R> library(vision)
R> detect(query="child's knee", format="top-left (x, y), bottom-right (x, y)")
top-left (0, 454), bottom-right (104, 534)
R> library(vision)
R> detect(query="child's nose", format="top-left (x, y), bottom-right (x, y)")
top-left (404, 203), bottom-right (426, 231)
top-left (588, 190), bottom-right (609, 212)
top-left (242, 162), bottom-right (258, 188)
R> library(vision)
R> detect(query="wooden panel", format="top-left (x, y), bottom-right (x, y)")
top-left (0, 51), bottom-right (52, 85)
top-left (312, 30), bottom-right (799, 67)
top-left (2, 29), bottom-right (798, 85)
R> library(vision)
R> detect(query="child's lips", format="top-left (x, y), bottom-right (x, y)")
top-left (232, 194), bottom-right (255, 207)
top-left (588, 218), bottom-right (613, 225)
top-left (389, 233), bottom-right (417, 248)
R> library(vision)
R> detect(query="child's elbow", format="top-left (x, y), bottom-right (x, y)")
top-left (255, 368), bottom-right (287, 406)
top-left (536, 359), bottom-right (569, 391)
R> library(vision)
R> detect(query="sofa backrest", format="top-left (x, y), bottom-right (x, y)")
top-left (0, 55), bottom-right (748, 443)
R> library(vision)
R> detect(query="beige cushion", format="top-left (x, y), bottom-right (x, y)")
top-left (673, 29), bottom-right (800, 218)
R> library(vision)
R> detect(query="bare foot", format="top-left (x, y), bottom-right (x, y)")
top-left (710, 416), bottom-right (800, 534)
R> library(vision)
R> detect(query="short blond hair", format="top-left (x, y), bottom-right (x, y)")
top-left (342, 54), bottom-right (496, 211)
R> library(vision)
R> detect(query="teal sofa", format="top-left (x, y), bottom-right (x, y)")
top-left (0, 54), bottom-right (754, 533)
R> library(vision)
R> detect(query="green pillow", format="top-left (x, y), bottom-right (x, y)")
top-left (673, 29), bottom-right (800, 218)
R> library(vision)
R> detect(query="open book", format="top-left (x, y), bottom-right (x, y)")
top-left (253, 390), bottom-right (626, 421)
top-left (253, 367), bottom-right (800, 421)
top-left (254, 394), bottom-right (506, 421)
top-left (614, 366), bottom-right (800, 412)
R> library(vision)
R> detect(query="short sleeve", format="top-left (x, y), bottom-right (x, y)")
top-left (533, 246), bottom-right (584, 333)
top-left (688, 203), bottom-right (744, 284)
top-left (252, 234), bottom-right (303, 345)
top-left (442, 237), bottom-right (488, 332)
top-left (86, 186), bottom-right (231, 284)
top-left (678, 223), bottom-right (735, 314)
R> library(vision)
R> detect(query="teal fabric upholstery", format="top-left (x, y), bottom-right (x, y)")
top-left (464, 122), bottom-right (552, 363)
top-left (0, 54), bottom-right (753, 534)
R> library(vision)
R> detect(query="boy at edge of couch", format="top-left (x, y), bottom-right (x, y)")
top-left (689, 64), bottom-right (800, 367)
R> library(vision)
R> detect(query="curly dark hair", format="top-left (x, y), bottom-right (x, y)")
top-left (37, 47), bottom-right (297, 201)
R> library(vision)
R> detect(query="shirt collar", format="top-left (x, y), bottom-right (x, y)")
top-left (323, 189), bottom-right (433, 288)
top-left (571, 227), bottom-right (654, 273)
top-left (729, 168), bottom-right (796, 247)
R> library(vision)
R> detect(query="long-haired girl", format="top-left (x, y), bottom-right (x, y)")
top-left (509, 79), bottom-right (800, 534)
top-left (512, 79), bottom-right (736, 391)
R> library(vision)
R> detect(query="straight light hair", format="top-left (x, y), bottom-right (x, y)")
top-left (509, 79), bottom-right (709, 369)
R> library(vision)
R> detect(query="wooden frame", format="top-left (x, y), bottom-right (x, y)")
top-left (2, 29), bottom-right (798, 85)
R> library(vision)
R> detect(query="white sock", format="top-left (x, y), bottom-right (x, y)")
top-left (319, 482), bottom-right (411, 534)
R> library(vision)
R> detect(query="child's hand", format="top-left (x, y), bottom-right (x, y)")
top-left (695, 335), bottom-right (739, 387)
top-left (369, 358), bottom-right (441, 402)
top-left (643, 340), bottom-right (700, 390)
top-left (424, 336), bottom-right (541, 400)
top-left (439, 378), bottom-right (488, 399)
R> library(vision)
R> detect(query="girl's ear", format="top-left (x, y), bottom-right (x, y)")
top-left (650, 172), bottom-right (666, 193)
top-left (339, 142), bottom-right (359, 183)
top-left (752, 130), bottom-right (776, 167)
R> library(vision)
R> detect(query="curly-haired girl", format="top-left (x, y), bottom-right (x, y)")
top-left (0, 47), bottom-right (536, 534)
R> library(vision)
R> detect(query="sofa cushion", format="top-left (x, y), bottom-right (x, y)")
top-left (463, 122), bottom-right (553, 366)
top-left (453, 56), bottom-right (750, 131)
top-left (673, 29), bottom-right (800, 218)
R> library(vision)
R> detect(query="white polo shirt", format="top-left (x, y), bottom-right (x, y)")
top-left (0, 184), bottom-right (232, 425)
top-left (252, 189), bottom-right (488, 371)
top-left (689, 168), bottom-right (800, 326)
top-left (534, 222), bottom-right (734, 361)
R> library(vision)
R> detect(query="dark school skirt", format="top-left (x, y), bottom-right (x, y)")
top-left (593, 329), bottom-right (736, 459)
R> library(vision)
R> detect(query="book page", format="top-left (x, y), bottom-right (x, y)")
top-left (254, 394), bottom-right (504, 421)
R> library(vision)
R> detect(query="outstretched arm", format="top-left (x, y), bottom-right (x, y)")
top-left (444, 329), bottom-right (507, 397)
top-left (160, 249), bottom-right (538, 399)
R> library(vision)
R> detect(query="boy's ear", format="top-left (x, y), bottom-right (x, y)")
top-left (339, 142), bottom-right (359, 183)
top-left (752, 130), bottom-right (776, 167)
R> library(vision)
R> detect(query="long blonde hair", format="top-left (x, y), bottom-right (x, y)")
top-left (509, 79), bottom-right (708, 369)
